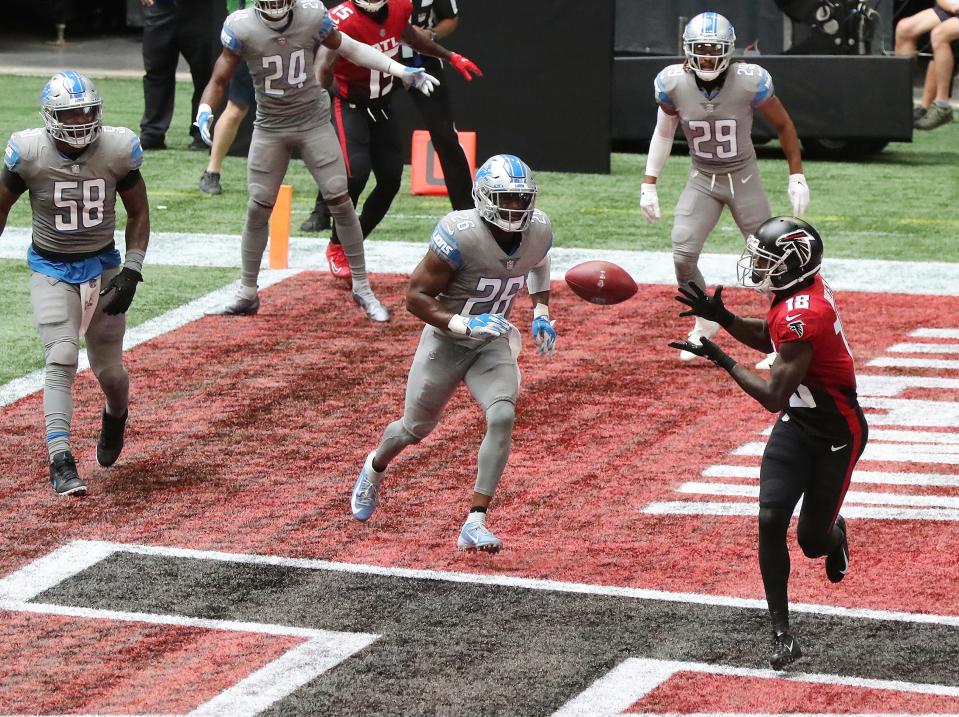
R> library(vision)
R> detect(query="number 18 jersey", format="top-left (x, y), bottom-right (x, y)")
top-left (654, 62), bottom-right (774, 173)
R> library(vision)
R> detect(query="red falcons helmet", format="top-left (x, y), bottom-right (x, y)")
top-left (738, 216), bottom-right (824, 293)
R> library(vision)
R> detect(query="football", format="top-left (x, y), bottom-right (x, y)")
top-left (564, 260), bottom-right (638, 305)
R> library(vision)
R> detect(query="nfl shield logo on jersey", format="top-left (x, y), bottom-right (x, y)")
top-left (505, 260), bottom-right (515, 270)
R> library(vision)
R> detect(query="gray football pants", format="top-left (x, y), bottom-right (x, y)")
top-left (376, 326), bottom-right (519, 497)
top-left (241, 123), bottom-right (367, 289)
top-left (671, 161), bottom-right (771, 290)
top-left (30, 267), bottom-right (128, 458)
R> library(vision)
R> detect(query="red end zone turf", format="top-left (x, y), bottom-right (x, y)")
top-left (1, 274), bottom-right (958, 616)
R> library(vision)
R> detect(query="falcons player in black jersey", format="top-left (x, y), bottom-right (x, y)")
top-left (671, 216), bottom-right (869, 670)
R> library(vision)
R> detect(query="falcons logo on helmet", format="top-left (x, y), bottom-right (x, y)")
top-left (775, 230), bottom-right (814, 265)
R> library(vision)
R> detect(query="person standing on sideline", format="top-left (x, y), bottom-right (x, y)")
top-left (298, 0), bottom-right (479, 232)
top-left (199, 0), bottom-right (255, 195)
top-left (139, 0), bottom-right (228, 151)
top-left (197, 0), bottom-right (442, 321)
top-left (0, 72), bottom-right (150, 496)
top-left (640, 11), bottom-right (809, 369)
top-left (671, 216), bottom-right (867, 670)
top-left (298, 0), bottom-right (481, 285)
top-left (350, 154), bottom-right (556, 554)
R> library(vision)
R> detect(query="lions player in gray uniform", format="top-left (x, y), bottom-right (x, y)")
top-left (350, 155), bottom-right (556, 554)
top-left (639, 12), bottom-right (810, 369)
top-left (0, 71), bottom-right (150, 496)
top-left (197, 0), bottom-right (439, 321)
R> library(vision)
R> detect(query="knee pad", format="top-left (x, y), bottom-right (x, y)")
top-left (672, 250), bottom-right (701, 287)
top-left (796, 522), bottom-right (830, 558)
top-left (47, 339), bottom-right (79, 369)
top-left (758, 505), bottom-right (791, 540)
top-left (322, 174), bottom-right (348, 202)
top-left (246, 199), bottom-right (273, 229)
top-left (485, 400), bottom-right (516, 435)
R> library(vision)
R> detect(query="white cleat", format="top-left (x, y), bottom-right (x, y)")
top-left (457, 515), bottom-right (503, 554)
top-left (679, 319), bottom-right (720, 362)
top-left (351, 451), bottom-right (384, 522)
top-left (755, 352), bottom-right (778, 370)
top-left (352, 289), bottom-right (390, 323)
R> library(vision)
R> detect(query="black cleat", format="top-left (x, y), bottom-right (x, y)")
top-left (50, 451), bottom-right (87, 496)
top-left (300, 209), bottom-right (331, 232)
top-left (205, 294), bottom-right (260, 316)
top-left (770, 631), bottom-right (801, 670)
top-left (97, 409), bottom-right (128, 467)
top-left (199, 171), bottom-right (222, 195)
top-left (826, 514), bottom-right (849, 583)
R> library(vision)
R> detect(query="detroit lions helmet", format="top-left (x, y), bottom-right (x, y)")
top-left (40, 71), bottom-right (103, 148)
top-left (253, 0), bottom-right (295, 21)
top-left (354, 0), bottom-right (388, 12)
top-left (472, 154), bottom-right (537, 232)
top-left (738, 216), bottom-right (824, 293)
top-left (683, 12), bottom-right (736, 81)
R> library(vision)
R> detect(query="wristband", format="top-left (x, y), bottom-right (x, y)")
top-left (533, 303), bottom-right (550, 320)
top-left (124, 248), bottom-right (146, 274)
top-left (716, 353), bottom-right (737, 373)
top-left (448, 314), bottom-right (469, 335)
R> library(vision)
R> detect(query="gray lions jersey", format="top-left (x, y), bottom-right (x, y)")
top-left (654, 62), bottom-right (774, 173)
top-left (4, 126), bottom-right (143, 256)
top-left (429, 208), bottom-right (553, 345)
top-left (221, 1), bottom-right (335, 131)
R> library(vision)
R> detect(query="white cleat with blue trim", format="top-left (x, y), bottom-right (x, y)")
top-left (351, 451), bottom-right (384, 522)
top-left (457, 514), bottom-right (503, 554)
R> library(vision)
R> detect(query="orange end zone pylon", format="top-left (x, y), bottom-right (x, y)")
top-left (410, 130), bottom-right (476, 196)
top-left (269, 183), bottom-right (293, 269)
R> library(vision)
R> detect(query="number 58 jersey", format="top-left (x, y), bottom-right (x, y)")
top-left (429, 208), bottom-right (553, 345)
top-left (4, 126), bottom-right (142, 257)
top-left (654, 62), bottom-right (774, 173)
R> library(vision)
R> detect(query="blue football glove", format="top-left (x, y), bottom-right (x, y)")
top-left (195, 104), bottom-right (213, 146)
top-left (531, 316), bottom-right (557, 355)
top-left (401, 67), bottom-right (440, 96)
top-left (465, 313), bottom-right (510, 339)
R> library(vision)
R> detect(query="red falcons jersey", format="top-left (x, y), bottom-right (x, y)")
top-left (329, 0), bottom-right (413, 105)
top-left (767, 275), bottom-right (862, 439)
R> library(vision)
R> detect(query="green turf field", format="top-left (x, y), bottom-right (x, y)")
top-left (1, 73), bottom-right (956, 383)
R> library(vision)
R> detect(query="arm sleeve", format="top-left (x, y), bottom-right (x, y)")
top-left (644, 107), bottom-right (680, 178)
top-left (336, 31), bottom-right (406, 78)
top-left (116, 168), bottom-right (143, 193)
top-left (527, 254), bottom-right (551, 295)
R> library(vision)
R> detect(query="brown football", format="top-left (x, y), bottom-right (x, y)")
top-left (564, 260), bottom-right (638, 305)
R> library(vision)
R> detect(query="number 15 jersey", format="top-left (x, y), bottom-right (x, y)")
top-left (654, 62), bottom-right (774, 174)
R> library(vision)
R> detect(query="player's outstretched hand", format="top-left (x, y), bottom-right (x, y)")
top-left (402, 67), bottom-right (440, 96)
top-left (667, 336), bottom-right (736, 371)
top-left (675, 282), bottom-right (734, 328)
top-left (195, 103), bottom-right (213, 146)
top-left (788, 173), bottom-right (809, 216)
top-left (531, 316), bottom-right (557, 355)
top-left (465, 313), bottom-right (510, 339)
top-left (99, 267), bottom-right (143, 315)
top-left (640, 182), bottom-right (660, 224)
top-left (449, 52), bottom-right (483, 81)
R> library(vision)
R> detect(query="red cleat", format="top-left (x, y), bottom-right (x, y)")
top-left (326, 241), bottom-right (352, 285)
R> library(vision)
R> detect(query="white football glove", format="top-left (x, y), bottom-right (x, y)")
top-left (195, 103), bottom-right (213, 146)
top-left (640, 182), bottom-right (661, 224)
top-left (788, 173), bottom-right (810, 217)
top-left (401, 67), bottom-right (440, 96)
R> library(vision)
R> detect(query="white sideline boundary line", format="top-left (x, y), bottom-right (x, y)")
top-left (550, 658), bottom-right (959, 717)
top-left (2, 539), bottom-right (956, 628)
top-left (0, 542), bottom-right (377, 717)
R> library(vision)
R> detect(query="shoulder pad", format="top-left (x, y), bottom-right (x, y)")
top-left (4, 135), bottom-right (21, 171)
top-left (733, 63), bottom-right (774, 104)
top-left (654, 64), bottom-right (685, 109)
top-left (429, 217), bottom-right (464, 269)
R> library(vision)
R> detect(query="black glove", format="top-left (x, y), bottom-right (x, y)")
top-left (675, 282), bottom-right (735, 328)
top-left (668, 336), bottom-right (737, 372)
top-left (99, 267), bottom-right (143, 315)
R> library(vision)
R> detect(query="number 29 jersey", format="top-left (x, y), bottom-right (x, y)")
top-left (429, 209), bottom-right (553, 345)
top-left (220, 1), bottom-right (336, 131)
top-left (767, 275), bottom-right (862, 440)
top-left (653, 62), bottom-right (774, 173)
